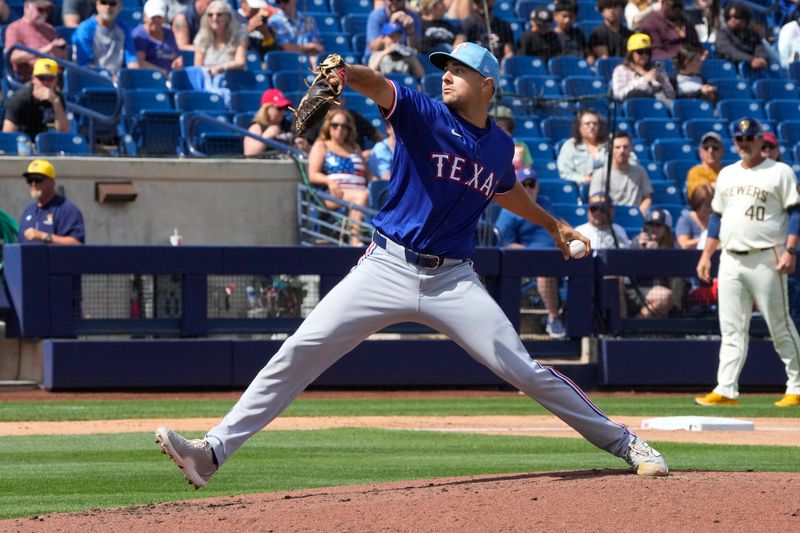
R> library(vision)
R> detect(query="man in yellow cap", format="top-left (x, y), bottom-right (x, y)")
top-left (3, 0), bottom-right (67, 82)
top-left (18, 159), bottom-right (85, 245)
top-left (2, 57), bottom-right (71, 141)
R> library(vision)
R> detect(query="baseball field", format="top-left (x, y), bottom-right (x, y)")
top-left (0, 389), bottom-right (798, 532)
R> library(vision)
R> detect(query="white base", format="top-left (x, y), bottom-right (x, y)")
top-left (641, 416), bottom-right (755, 432)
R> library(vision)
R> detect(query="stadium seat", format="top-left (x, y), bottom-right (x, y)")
top-left (117, 7), bottom-right (143, 30)
top-left (642, 161), bottom-right (665, 182)
top-left (595, 57), bottom-right (623, 82)
top-left (537, 179), bottom-right (579, 204)
top-left (264, 51), bottom-right (310, 72)
top-left (635, 118), bottom-right (682, 143)
top-left (650, 181), bottom-right (684, 204)
top-left (180, 112), bottom-right (241, 157)
top-left (623, 98), bottom-right (670, 120)
top-left (352, 33), bottom-right (367, 58)
top-left (308, 11), bottom-right (341, 32)
top-left (385, 72), bottom-right (418, 89)
top-left (614, 118), bottom-right (634, 135)
top-left (612, 205), bottom-right (644, 232)
top-left (421, 73), bottom-right (440, 97)
top-left (272, 70), bottom-right (317, 93)
top-left (517, 137), bottom-right (554, 159)
top-left (221, 70), bottom-right (258, 92)
top-left (417, 53), bottom-right (437, 74)
top-left (651, 139), bottom-right (695, 162)
top-left (230, 90), bottom-right (263, 113)
top-left (514, 0), bottom-right (548, 19)
top-left (493, 0), bottom-right (516, 21)
top-left (765, 99), bottom-right (800, 121)
top-left (245, 51), bottom-right (262, 71)
top-left (368, 179), bottom-right (392, 211)
top-left (653, 58), bottom-right (675, 76)
top-left (496, 75), bottom-right (515, 94)
top-left (515, 75), bottom-right (562, 97)
top-left (35, 132), bottom-right (91, 155)
top-left (652, 203), bottom-right (689, 226)
top-left (175, 91), bottom-right (227, 112)
top-left (778, 120), bottom-right (800, 146)
top-left (342, 13), bottom-right (369, 34)
top-left (514, 116), bottom-right (542, 137)
top-left (682, 118), bottom-right (730, 143)
top-left (552, 203), bottom-right (588, 227)
top-left (502, 56), bottom-right (548, 77)
top-left (330, 0), bottom-right (373, 14)
top-left (700, 58), bottom-right (737, 80)
top-left (121, 89), bottom-right (172, 120)
top-left (531, 159), bottom-right (561, 180)
top-left (168, 69), bottom-right (195, 92)
top-left (541, 117), bottom-right (573, 141)
top-left (789, 61), bottom-right (800, 81)
top-left (710, 78), bottom-right (753, 100)
top-left (234, 112), bottom-right (253, 129)
top-left (630, 138), bottom-right (651, 161)
top-left (308, 0), bottom-right (331, 10)
top-left (548, 56), bottom-right (593, 79)
top-left (717, 99), bottom-right (765, 121)
top-left (753, 79), bottom-right (800, 101)
top-left (122, 109), bottom-right (182, 156)
top-left (738, 60), bottom-right (786, 81)
top-left (663, 159), bottom-right (699, 187)
top-left (562, 76), bottom-right (608, 97)
top-left (0, 132), bottom-right (30, 155)
top-left (671, 99), bottom-right (714, 122)
top-left (320, 32), bottom-right (354, 53)
top-left (119, 69), bottom-right (168, 91)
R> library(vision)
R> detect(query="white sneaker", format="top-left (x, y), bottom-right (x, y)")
top-left (623, 437), bottom-right (669, 476)
top-left (155, 426), bottom-right (217, 489)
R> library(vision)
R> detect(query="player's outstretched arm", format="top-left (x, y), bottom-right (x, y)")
top-left (343, 64), bottom-right (395, 112)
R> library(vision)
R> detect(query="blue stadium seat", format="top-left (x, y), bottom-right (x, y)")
top-left (116, 7), bottom-right (143, 30)
top-left (513, 115), bottom-right (542, 137)
top-left (515, 74), bottom-right (562, 96)
top-left (245, 51), bottom-right (262, 71)
top-left (342, 13), bottom-right (369, 34)
top-left (653, 58), bottom-right (675, 77)
top-left (221, 70), bottom-right (258, 92)
top-left (531, 159), bottom-right (561, 180)
top-left (168, 69), bottom-right (195, 92)
top-left (330, 0), bottom-right (373, 14)
top-left (642, 161), bottom-right (665, 182)
top-left (368, 179), bottom-right (392, 211)
top-left (562, 76), bottom-right (607, 97)
top-left (652, 203), bottom-right (689, 227)
top-left (517, 137), bottom-right (554, 159)
top-left (708, 78), bottom-right (752, 100)
top-left (623, 98), bottom-right (670, 120)
top-left (789, 61), bottom-right (800, 81)
top-left (320, 32), bottom-right (354, 53)
top-left (753, 79), bottom-right (800, 101)
top-left (548, 56), bottom-right (593, 79)
top-left (683, 118), bottom-right (730, 143)
top-left (671, 99), bottom-right (714, 121)
top-left (35, 132), bottom-right (91, 155)
top-left (342, 92), bottom-right (376, 115)
top-left (180, 112), bottom-right (241, 157)
top-left (272, 70), bottom-right (317, 93)
top-left (614, 118), bottom-right (634, 135)
top-left (630, 138), bottom-right (651, 161)
top-left (700, 58), bottom-right (737, 80)
top-left (122, 89), bottom-right (172, 116)
top-left (234, 112), bottom-right (253, 129)
top-left (385, 72), bottom-right (418, 89)
top-left (493, 0), bottom-right (516, 21)
top-left (635, 118), bottom-right (682, 142)
top-left (421, 72), bottom-right (440, 97)
top-left (122, 110), bottom-right (182, 156)
top-left (308, 11), bottom-right (341, 32)
top-left (541, 116), bottom-right (573, 141)
top-left (575, 20), bottom-right (599, 37)
top-left (717, 99), bottom-right (765, 121)
top-left (778, 120), bottom-right (800, 146)
top-left (417, 53), bottom-right (437, 74)
top-left (180, 50), bottom-right (195, 68)
top-left (651, 139), bottom-right (695, 162)
top-left (230, 90), bottom-right (263, 113)
top-left (738, 60), bottom-right (786, 81)
top-left (514, 0), bottom-right (549, 19)
top-left (502, 55), bottom-right (548, 77)
top-left (0, 132), bottom-right (30, 155)
top-left (612, 205), bottom-right (644, 232)
top-left (54, 25), bottom-right (76, 42)
top-left (650, 181), bottom-right (684, 204)
top-left (537, 179), bottom-right (579, 204)
top-left (766, 99), bottom-right (800, 121)
top-left (264, 51), bottom-right (311, 72)
top-left (663, 159), bottom-right (698, 187)
top-left (119, 69), bottom-right (168, 91)
top-left (552, 203), bottom-right (588, 226)
top-left (175, 91), bottom-right (227, 112)
top-left (307, 0), bottom-right (331, 10)
top-left (595, 57), bottom-right (623, 82)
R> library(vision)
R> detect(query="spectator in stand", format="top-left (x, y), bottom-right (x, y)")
top-left (553, 0), bottom-right (586, 57)
top-left (368, 22), bottom-right (426, 79)
top-left (244, 88), bottom-right (308, 156)
top-left (673, 45), bottom-right (717, 101)
top-left (133, 0), bottom-right (183, 74)
top-left (2, 58), bottom-right (71, 139)
top-left (676, 183), bottom-right (713, 249)
top-left (762, 131), bottom-right (782, 161)
top-left (0, 1), bottom-right (8, 22)
top-left (627, 208), bottom-right (685, 318)
top-left (686, 131), bottom-right (723, 200)
top-left (366, 0), bottom-right (421, 61)
top-left (518, 8), bottom-right (561, 60)
top-left (557, 109), bottom-right (608, 185)
top-left (778, 12), bottom-right (800, 68)
top-left (495, 168), bottom-right (567, 339)
top-left (588, 0), bottom-right (631, 65)
top-left (625, 0), bottom-right (660, 31)
top-left (492, 105), bottom-right (532, 172)
top-left (18, 159), bottom-right (85, 246)
top-left (268, 0), bottom-right (324, 64)
top-left (4, 0), bottom-right (67, 83)
top-left (455, 0), bottom-right (514, 61)
top-left (173, 0), bottom-right (211, 51)
top-left (368, 121), bottom-right (395, 180)
top-left (638, 0), bottom-right (700, 59)
top-left (611, 33), bottom-right (675, 102)
top-left (72, 0), bottom-right (140, 77)
top-left (715, 3), bottom-right (769, 71)
top-left (193, 0), bottom-right (247, 76)
top-left (418, 0), bottom-right (459, 54)
top-left (308, 109), bottom-right (373, 246)
top-left (589, 132), bottom-right (653, 216)
top-left (63, 0), bottom-right (96, 28)
top-left (234, 0), bottom-right (280, 57)
top-left (685, 0), bottom-right (721, 43)
top-left (575, 192), bottom-right (631, 249)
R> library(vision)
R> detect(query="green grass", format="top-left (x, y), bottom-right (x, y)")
top-left (1, 428), bottom-right (798, 520)
top-left (0, 395), bottom-right (797, 422)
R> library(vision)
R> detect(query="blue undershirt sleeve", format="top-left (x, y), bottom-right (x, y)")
top-left (788, 205), bottom-right (800, 237)
top-left (707, 212), bottom-right (721, 240)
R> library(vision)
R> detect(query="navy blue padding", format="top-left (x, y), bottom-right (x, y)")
top-left (119, 69), bottom-right (168, 91)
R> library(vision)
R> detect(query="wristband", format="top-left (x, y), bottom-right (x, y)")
top-left (44, 233), bottom-right (52, 243)
top-left (787, 247), bottom-right (797, 255)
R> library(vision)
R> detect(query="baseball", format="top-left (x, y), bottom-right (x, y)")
top-left (568, 240), bottom-right (587, 259)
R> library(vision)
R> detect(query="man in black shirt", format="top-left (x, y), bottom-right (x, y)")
top-left (553, 0), bottom-right (586, 57)
top-left (518, 7), bottom-right (561, 60)
top-left (2, 58), bottom-right (71, 141)
top-left (454, 0), bottom-right (514, 61)
top-left (418, 0), bottom-right (459, 53)
top-left (588, 0), bottom-right (631, 64)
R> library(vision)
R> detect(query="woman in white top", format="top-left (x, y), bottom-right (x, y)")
top-left (625, 0), bottom-right (660, 31)
top-left (778, 15), bottom-right (800, 68)
top-left (193, 0), bottom-right (247, 76)
top-left (611, 33), bottom-right (675, 102)
top-left (556, 109), bottom-right (608, 184)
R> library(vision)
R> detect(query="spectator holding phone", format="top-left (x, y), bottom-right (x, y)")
top-left (4, 0), bottom-right (68, 82)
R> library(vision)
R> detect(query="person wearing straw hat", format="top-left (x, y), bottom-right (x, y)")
top-left (18, 159), bottom-right (85, 245)
top-left (2, 58), bottom-right (71, 139)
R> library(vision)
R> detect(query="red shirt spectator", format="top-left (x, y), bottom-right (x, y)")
top-left (4, 0), bottom-right (67, 82)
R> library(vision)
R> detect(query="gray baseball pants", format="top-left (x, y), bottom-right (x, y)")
top-left (205, 243), bottom-right (635, 466)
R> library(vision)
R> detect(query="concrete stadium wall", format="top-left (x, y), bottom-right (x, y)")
top-left (0, 156), bottom-right (301, 245)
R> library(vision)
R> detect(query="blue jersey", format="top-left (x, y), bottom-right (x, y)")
top-left (372, 83), bottom-right (517, 258)
top-left (18, 195), bottom-right (85, 243)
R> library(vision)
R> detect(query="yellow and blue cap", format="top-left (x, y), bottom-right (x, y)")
top-left (23, 159), bottom-right (56, 180)
top-left (429, 42), bottom-right (501, 82)
top-left (732, 117), bottom-right (762, 136)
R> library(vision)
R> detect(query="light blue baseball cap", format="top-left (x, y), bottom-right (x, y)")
top-left (429, 42), bottom-right (501, 82)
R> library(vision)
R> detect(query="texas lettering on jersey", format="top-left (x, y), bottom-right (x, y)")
top-left (429, 152), bottom-right (498, 198)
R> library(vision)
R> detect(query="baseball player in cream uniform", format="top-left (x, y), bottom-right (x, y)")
top-left (696, 117), bottom-right (800, 408)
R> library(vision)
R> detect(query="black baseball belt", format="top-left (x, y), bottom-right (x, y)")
top-left (372, 232), bottom-right (466, 269)
top-left (727, 247), bottom-right (775, 255)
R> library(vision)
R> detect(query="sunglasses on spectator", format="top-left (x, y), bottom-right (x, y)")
top-left (702, 143), bottom-right (722, 151)
top-left (727, 13), bottom-right (741, 20)
top-left (207, 12), bottom-right (228, 18)
top-left (634, 48), bottom-right (652, 55)
top-left (37, 6), bottom-right (51, 13)
top-left (330, 122), bottom-right (351, 130)
top-left (645, 221), bottom-right (665, 228)
top-left (98, 0), bottom-right (118, 5)
top-left (734, 134), bottom-right (755, 142)
top-left (763, 142), bottom-right (777, 149)
top-left (25, 177), bottom-right (44, 185)
top-left (589, 205), bottom-right (608, 212)
top-left (581, 120), bottom-right (599, 126)
top-left (521, 180), bottom-right (537, 188)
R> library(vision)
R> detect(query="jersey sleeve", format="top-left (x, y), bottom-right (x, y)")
top-left (382, 82), bottom-right (440, 130)
top-left (779, 163), bottom-right (800, 209)
top-left (710, 167), bottom-right (728, 214)
top-left (57, 203), bottom-right (86, 243)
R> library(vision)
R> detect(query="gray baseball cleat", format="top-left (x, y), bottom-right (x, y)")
top-left (155, 426), bottom-right (217, 489)
top-left (623, 437), bottom-right (669, 476)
